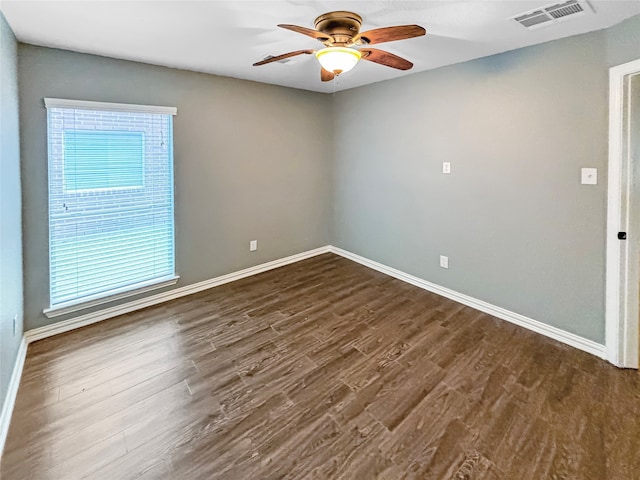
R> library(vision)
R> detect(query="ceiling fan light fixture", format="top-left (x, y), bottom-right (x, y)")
top-left (315, 47), bottom-right (361, 74)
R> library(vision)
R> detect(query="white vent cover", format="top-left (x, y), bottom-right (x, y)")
top-left (511, 0), bottom-right (593, 30)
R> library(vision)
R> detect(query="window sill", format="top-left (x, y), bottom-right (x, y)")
top-left (44, 275), bottom-right (180, 318)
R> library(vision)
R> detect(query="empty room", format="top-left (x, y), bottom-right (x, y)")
top-left (1, 0), bottom-right (640, 478)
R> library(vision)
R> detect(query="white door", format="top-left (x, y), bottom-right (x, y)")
top-left (606, 59), bottom-right (640, 369)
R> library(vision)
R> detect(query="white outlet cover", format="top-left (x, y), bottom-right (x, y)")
top-left (581, 168), bottom-right (597, 185)
top-left (439, 255), bottom-right (449, 269)
top-left (250, 240), bottom-right (257, 251)
top-left (442, 162), bottom-right (451, 174)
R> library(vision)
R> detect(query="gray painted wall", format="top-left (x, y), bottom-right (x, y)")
top-left (0, 13), bottom-right (24, 411)
top-left (14, 14), bottom-right (640, 343)
top-left (19, 45), bottom-right (333, 330)
top-left (333, 16), bottom-right (640, 343)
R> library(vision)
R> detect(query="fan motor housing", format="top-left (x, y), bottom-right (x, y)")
top-left (314, 11), bottom-right (362, 44)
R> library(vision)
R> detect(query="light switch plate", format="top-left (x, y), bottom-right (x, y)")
top-left (581, 168), bottom-right (597, 185)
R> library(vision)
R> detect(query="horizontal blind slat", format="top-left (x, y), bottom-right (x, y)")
top-left (52, 265), bottom-right (173, 291)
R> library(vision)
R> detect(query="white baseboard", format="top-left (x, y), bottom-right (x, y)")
top-left (2, 243), bottom-right (609, 456)
top-left (329, 246), bottom-right (606, 360)
top-left (0, 337), bottom-right (27, 456)
top-left (24, 243), bottom-right (608, 356)
top-left (3, 246), bottom-right (330, 457)
top-left (25, 246), bottom-right (331, 343)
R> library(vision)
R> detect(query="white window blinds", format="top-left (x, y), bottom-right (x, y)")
top-left (45, 99), bottom-right (177, 313)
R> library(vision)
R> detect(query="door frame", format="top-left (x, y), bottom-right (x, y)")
top-left (606, 58), bottom-right (640, 369)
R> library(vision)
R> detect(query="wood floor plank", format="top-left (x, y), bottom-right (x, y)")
top-left (3, 253), bottom-right (640, 479)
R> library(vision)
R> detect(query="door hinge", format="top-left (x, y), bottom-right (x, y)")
top-left (618, 231), bottom-right (627, 240)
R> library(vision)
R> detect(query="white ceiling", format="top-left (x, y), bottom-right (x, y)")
top-left (2, 1), bottom-right (639, 93)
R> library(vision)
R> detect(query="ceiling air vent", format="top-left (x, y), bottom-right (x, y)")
top-left (511, 0), bottom-right (593, 30)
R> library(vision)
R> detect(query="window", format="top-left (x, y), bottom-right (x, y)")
top-left (44, 98), bottom-right (178, 316)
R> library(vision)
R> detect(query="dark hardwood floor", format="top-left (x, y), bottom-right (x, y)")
top-left (2, 253), bottom-right (640, 479)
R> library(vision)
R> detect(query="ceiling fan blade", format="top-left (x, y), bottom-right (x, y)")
top-left (253, 50), bottom-right (314, 66)
top-left (278, 24), bottom-right (330, 41)
top-left (358, 25), bottom-right (426, 45)
top-left (360, 48), bottom-right (413, 70)
top-left (321, 68), bottom-right (335, 82)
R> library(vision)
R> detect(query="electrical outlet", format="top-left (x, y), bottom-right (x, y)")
top-left (439, 255), bottom-right (449, 269)
top-left (442, 162), bottom-right (451, 174)
top-left (13, 314), bottom-right (17, 336)
top-left (250, 240), bottom-right (258, 251)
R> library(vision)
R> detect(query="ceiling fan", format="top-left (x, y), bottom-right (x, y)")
top-left (253, 11), bottom-right (426, 82)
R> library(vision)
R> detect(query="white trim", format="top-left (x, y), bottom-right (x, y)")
top-left (329, 246), bottom-right (606, 360)
top-left (44, 275), bottom-right (180, 318)
top-left (2, 247), bottom-right (329, 455)
top-left (0, 337), bottom-right (27, 456)
top-left (26, 244), bottom-right (608, 356)
top-left (3, 243), bottom-right (610, 453)
top-left (606, 58), bottom-right (640, 368)
top-left (26, 246), bottom-right (331, 343)
top-left (44, 98), bottom-right (177, 115)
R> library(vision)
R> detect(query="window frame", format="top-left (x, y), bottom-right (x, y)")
top-left (43, 98), bottom-right (179, 318)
